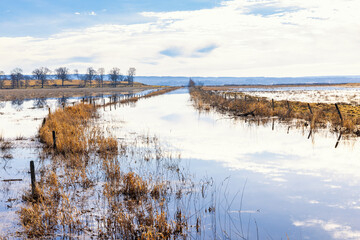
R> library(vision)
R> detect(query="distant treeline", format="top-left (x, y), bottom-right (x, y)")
top-left (0, 67), bottom-right (136, 89)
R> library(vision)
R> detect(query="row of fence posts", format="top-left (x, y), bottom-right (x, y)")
top-left (218, 91), bottom-right (344, 148)
top-left (219, 91), bottom-right (343, 123)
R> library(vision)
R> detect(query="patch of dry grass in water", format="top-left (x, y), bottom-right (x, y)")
top-left (19, 101), bottom-right (189, 239)
top-left (39, 103), bottom-right (118, 155)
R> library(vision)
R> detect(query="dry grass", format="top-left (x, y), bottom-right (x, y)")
top-left (190, 86), bottom-right (360, 135)
top-left (18, 98), bottom-right (190, 239)
top-left (102, 86), bottom-right (182, 109)
top-left (39, 103), bottom-right (118, 156)
top-left (0, 140), bottom-right (12, 151)
top-left (143, 87), bottom-right (182, 99)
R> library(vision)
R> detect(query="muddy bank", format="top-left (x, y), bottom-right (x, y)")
top-left (0, 86), bottom-right (163, 101)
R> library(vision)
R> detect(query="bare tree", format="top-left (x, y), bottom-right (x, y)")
top-left (73, 69), bottom-right (83, 87)
top-left (22, 75), bottom-right (31, 88)
top-left (0, 71), bottom-right (4, 89)
top-left (109, 67), bottom-right (121, 87)
top-left (33, 67), bottom-right (51, 88)
top-left (85, 67), bottom-right (96, 87)
top-left (10, 68), bottom-right (23, 89)
top-left (127, 67), bottom-right (136, 86)
top-left (97, 68), bottom-right (105, 87)
top-left (55, 67), bottom-right (70, 87)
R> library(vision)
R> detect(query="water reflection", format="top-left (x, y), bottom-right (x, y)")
top-left (11, 99), bottom-right (24, 111)
top-left (33, 98), bottom-right (47, 109)
top-left (97, 89), bottom-right (360, 239)
top-left (57, 95), bottom-right (68, 108)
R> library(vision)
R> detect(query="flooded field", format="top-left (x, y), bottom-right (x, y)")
top-left (230, 86), bottom-right (360, 105)
top-left (1, 88), bottom-right (360, 239)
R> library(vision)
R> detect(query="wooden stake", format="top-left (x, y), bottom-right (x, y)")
top-left (52, 131), bottom-right (56, 149)
top-left (307, 103), bottom-right (313, 115)
top-left (30, 161), bottom-right (36, 200)
top-left (335, 103), bottom-right (343, 123)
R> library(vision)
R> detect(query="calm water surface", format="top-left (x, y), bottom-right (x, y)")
top-left (99, 88), bottom-right (360, 239)
top-left (1, 89), bottom-right (360, 239)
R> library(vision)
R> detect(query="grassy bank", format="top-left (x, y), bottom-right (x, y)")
top-left (190, 86), bottom-right (360, 135)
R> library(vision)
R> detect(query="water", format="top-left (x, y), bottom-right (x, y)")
top-left (134, 76), bottom-right (360, 86)
top-left (1, 88), bottom-right (360, 239)
top-left (98, 88), bottom-right (360, 239)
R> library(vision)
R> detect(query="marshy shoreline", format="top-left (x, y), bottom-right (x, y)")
top-left (0, 85), bottom-right (166, 101)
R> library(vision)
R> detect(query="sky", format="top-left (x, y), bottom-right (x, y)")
top-left (0, 0), bottom-right (359, 76)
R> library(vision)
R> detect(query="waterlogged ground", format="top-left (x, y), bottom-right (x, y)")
top-left (98, 88), bottom-right (360, 239)
top-left (1, 88), bottom-right (360, 239)
top-left (229, 86), bottom-right (360, 104)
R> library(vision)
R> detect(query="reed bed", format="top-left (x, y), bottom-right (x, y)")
top-left (190, 86), bottom-right (360, 136)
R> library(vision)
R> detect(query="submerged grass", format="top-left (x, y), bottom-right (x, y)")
top-left (18, 87), bottom-right (196, 239)
top-left (190, 86), bottom-right (360, 136)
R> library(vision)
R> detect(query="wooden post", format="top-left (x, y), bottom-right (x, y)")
top-left (48, 107), bottom-right (51, 115)
top-left (52, 131), bottom-right (56, 149)
top-left (272, 99), bottom-right (275, 111)
top-left (308, 103), bottom-right (313, 115)
top-left (30, 161), bottom-right (36, 199)
top-left (335, 103), bottom-right (343, 123)
top-left (287, 101), bottom-right (291, 115)
top-left (335, 132), bottom-right (342, 148)
top-left (307, 129), bottom-right (312, 139)
top-left (42, 118), bottom-right (46, 126)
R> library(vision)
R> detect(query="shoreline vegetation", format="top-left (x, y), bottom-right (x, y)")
top-left (0, 83), bottom-right (166, 101)
top-left (17, 86), bottom-right (196, 239)
top-left (189, 84), bottom-right (360, 136)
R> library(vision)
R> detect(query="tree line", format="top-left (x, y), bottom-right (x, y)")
top-left (0, 67), bottom-right (136, 89)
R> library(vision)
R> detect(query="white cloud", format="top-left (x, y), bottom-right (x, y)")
top-left (74, 12), bottom-right (80, 15)
top-left (0, 0), bottom-right (360, 76)
top-left (293, 219), bottom-right (360, 239)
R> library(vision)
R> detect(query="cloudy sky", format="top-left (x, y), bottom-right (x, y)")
top-left (0, 0), bottom-right (359, 76)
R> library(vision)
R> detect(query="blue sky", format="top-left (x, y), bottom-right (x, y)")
top-left (0, 0), bottom-right (221, 37)
top-left (0, 0), bottom-right (360, 76)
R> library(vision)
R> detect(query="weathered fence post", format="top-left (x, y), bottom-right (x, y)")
top-left (307, 103), bottom-right (313, 115)
top-left (287, 101), bottom-right (291, 115)
top-left (335, 132), bottom-right (342, 148)
top-left (30, 161), bottom-right (36, 199)
top-left (52, 131), bottom-right (56, 149)
top-left (335, 103), bottom-right (343, 124)
top-left (48, 107), bottom-right (51, 115)
top-left (272, 99), bottom-right (275, 111)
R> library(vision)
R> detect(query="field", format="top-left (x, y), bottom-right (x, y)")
top-left (0, 84), bottom-right (165, 101)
